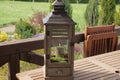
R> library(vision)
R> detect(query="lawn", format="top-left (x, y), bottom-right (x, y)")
top-left (0, 1), bottom-right (120, 30)
top-left (0, 1), bottom-right (87, 31)
top-left (0, 1), bottom-right (49, 26)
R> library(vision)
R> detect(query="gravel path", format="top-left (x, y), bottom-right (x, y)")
top-left (0, 24), bottom-right (15, 33)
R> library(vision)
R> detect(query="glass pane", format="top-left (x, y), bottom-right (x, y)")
top-left (50, 38), bottom-right (69, 63)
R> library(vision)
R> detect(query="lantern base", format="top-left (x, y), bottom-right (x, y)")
top-left (44, 76), bottom-right (73, 80)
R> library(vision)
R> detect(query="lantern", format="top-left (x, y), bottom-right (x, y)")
top-left (43, 0), bottom-right (75, 80)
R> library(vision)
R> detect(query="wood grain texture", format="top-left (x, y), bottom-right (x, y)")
top-left (16, 50), bottom-right (120, 80)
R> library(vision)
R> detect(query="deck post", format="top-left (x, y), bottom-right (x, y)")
top-left (8, 53), bottom-right (20, 80)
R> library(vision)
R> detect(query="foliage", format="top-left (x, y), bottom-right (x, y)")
top-left (29, 11), bottom-right (47, 33)
top-left (75, 23), bottom-right (80, 32)
top-left (74, 43), bottom-right (83, 59)
top-left (64, 0), bottom-right (73, 18)
top-left (12, 0), bottom-right (89, 3)
top-left (79, 0), bottom-right (89, 3)
top-left (0, 1), bottom-right (91, 31)
top-left (0, 31), bottom-right (21, 42)
top-left (15, 19), bottom-right (36, 39)
top-left (49, 0), bottom-right (54, 12)
top-left (0, 31), bottom-right (9, 42)
top-left (49, 0), bottom-right (72, 18)
top-left (0, 62), bottom-right (39, 80)
top-left (14, 0), bottom-right (48, 2)
top-left (115, 8), bottom-right (120, 26)
top-left (116, 0), bottom-right (120, 4)
top-left (0, 1), bottom-right (90, 31)
top-left (50, 56), bottom-right (67, 62)
top-left (98, 0), bottom-right (116, 25)
top-left (84, 0), bottom-right (98, 26)
top-left (13, 33), bottom-right (21, 39)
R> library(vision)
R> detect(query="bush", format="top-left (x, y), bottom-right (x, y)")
top-left (116, 0), bottom-right (120, 4)
top-left (14, 0), bottom-right (48, 2)
top-left (13, 33), bottom-right (21, 39)
top-left (98, 0), bottom-right (116, 25)
top-left (63, 0), bottom-right (72, 18)
top-left (15, 19), bottom-right (36, 39)
top-left (75, 23), bottom-right (80, 32)
top-left (79, 0), bottom-right (89, 3)
top-left (84, 0), bottom-right (98, 26)
top-left (29, 11), bottom-right (46, 33)
top-left (115, 8), bottom-right (120, 26)
top-left (0, 31), bottom-right (9, 42)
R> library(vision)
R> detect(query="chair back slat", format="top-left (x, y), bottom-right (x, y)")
top-left (84, 24), bottom-right (115, 40)
top-left (84, 29), bottom-right (117, 58)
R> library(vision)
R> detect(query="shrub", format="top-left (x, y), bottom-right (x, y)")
top-left (115, 8), bottom-right (120, 26)
top-left (98, 0), bottom-right (116, 25)
top-left (0, 31), bottom-right (9, 42)
top-left (79, 0), bottom-right (89, 3)
top-left (49, 0), bottom-right (55, 12)
top-left (75, 23), bottom-right (80, 32)
top-left (13, 33), bottom-right (21, 39)
top-left (84, 0), bottom-right (98, 26)
top-left (63, 0), bottom-right (72, 18)
top-left (116, 0), bottom-right (120, 4)
top-left (15, 19), bottom-right (36, 39)
top-left (29, 11), bottom-right (46, 34)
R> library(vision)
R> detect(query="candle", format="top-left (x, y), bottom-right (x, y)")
top-left (57, 43), bottom-right (64, 57)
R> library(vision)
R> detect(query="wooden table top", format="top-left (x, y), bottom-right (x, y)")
top-left (16, 50), bottom-right (120, 80)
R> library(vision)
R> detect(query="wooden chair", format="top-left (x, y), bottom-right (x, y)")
top-left (84, 24), bottom-right (118, 58)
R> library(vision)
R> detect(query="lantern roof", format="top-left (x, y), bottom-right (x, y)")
top-left (43, 0), bottom-right (76, 25)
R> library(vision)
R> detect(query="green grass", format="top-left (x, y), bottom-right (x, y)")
top-left (72, 3), bottom-right (87, 31)
top-left (0, 1), bottom-right (120, 30)
top-left (0, 1), bottom-right (87, 31)
top-left (0, 62), bottom-right (40, 80)
top-left (0, 1), bottom-right (49, 26)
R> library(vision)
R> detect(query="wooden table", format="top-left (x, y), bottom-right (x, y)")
top-left (16, 50), bottom-right (120, 80)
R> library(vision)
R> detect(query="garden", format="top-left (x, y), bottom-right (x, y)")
top-left (0, 0), bottom-right (120, 80)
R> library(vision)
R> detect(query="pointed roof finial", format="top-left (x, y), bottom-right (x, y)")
top-left (52, 0), bottom-right (65, 13)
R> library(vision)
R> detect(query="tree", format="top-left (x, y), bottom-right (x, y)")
top-left (84, 0), bottom-right (98, 26)
top-left (98, 0), bottom-right (116, 25)
top-left (49, 0), bottom-right (72, 18)
top-left (116, 0), bottom-right (120, 4)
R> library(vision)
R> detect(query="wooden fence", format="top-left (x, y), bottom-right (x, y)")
top-left (0, 27), bottom-right (120, 80)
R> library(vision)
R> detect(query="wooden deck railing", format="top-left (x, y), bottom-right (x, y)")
top-left (0, 27), bottom-right (120, 80)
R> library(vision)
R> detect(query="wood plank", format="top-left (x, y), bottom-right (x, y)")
top-left (0, 32), bottom-right (84, 56)
top-left (8, 53), bottom-right (20, 80)
top-left (74, 67), bottom-right (107, 78)
top-left (0, 37), bottom-right (44, 56)
top-left (75, 71), bottom-right (112, 80)
top-left (93, 73), bottom-right (120, 80)
top-left (96, 52), bottom-right (120, 61)
top-left (16, 50), bottom-right (120, 80)
top-left (0, 29), bottom-right (120, 56)
top-left (16, 68), bottom-right (43, 80)
top-left (20, 52), bottom-right (44, 66)
top-left (0, 56), bottom-right (9, 67)
top-left (90, 50), bottom-right (120, 72)
top-left (88, 57), bottom-right (119, 73)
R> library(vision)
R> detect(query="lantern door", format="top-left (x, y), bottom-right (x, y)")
top-left (46, 25), bottom-right (73, 67)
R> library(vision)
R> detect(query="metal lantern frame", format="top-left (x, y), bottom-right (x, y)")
top-left (43, 0), bottom-right (76, 80)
